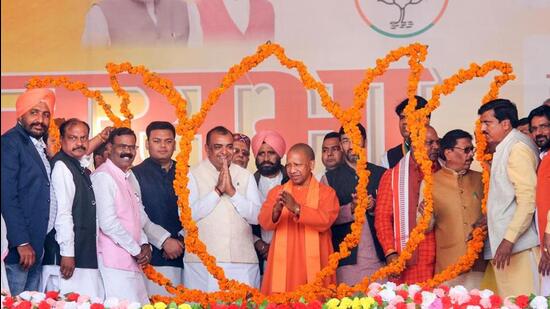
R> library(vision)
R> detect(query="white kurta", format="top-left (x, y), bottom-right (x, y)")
top-left (41, 159), bottom-right (104, 299)
top-left (257, 173), bottom-right (283, 244)
top-left (92, 170), bottom-right (170, 303)
top-left (1, 215), bottom-right (9, 294)
top-left (184, 171), bottom-right (261, 290)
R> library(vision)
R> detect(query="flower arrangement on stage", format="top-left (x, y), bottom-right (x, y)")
top-left (24, 42), bottom-right (516, 305)
top-left (3, 286), bottom-right (548, 309)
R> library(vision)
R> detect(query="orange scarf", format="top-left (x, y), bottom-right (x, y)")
top-left (270, 177), bottom-right (321, 292)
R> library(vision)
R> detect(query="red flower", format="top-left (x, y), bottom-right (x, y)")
top-left (65, 293), bottom-right (80, 302)
top-left (397, 290), bottom-right (409, 300)
top-left (306, 300), bottom-right (322, 309)
top-left (439, 285), bottom-right (450, 294)
top-left (265, 304), bottom-right (278, 309)
top-left (489, 295), bottom-right (502, 308)
top-left (413, 293), bottom-right (423, 305)
top-left (441, 296), bottom-right (452, 309)
top-left (293, 302), bottom-right (306, 309)
top-left (14, 301), bottom-right (32, 309)
top-left (374, 295), bottom-right (383, 306)
top-left (228, 304), bottom-right (239, 309)
top-left (469, 295), bottom-right (481, 306)
top-left (396, 303), bottom-right (407, 309)
top-left (90, 303), bottom-right (105, 309)
top-left (277, 304), bottom-right (291, 309)
top-left (45, 291), bottom-right (60, 300)
top-left (3, 296), bottom-right (15, 308)
top-left (515, 295), bottom-right (529, 308)
top-left (38, 300), bottom-right (51, 309)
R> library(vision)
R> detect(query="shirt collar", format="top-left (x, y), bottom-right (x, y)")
top-left (105, 158), bottom-right (132, 179)
top-left (30, 136), bottom-right (46, 149)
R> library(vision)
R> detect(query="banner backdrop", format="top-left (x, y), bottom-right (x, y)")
top-left (2, 0), bottom-right (549, 174)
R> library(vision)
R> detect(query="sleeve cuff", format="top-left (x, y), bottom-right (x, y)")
top-left (384, 249), bottom-right (397, 257)
top-left (503, 230), bottom-right (519, 244)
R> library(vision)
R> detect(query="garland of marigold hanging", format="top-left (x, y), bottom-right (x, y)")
top-left (24, 42), bottom-right (515, 306)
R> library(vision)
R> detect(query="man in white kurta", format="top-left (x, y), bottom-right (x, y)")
top-left (92, 127), bottom-right (170, 303)
top-left (184, 126), bottom-right (261, 291)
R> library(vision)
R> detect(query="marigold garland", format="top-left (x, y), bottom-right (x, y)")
top-left (23, 42), bottom-right (516, 306)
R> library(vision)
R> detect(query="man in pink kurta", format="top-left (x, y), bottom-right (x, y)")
top-left (259, 143), bottom-right (339, 294)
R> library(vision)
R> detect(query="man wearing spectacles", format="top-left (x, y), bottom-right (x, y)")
top-left (528, 104), bottom-right (550, 296)
top-left (232, 133), bottom-right (251, 169)
top-left (417, 129), bottom-right (485, 289)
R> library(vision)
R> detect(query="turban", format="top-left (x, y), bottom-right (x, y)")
top-left (233, 133), bottom-right (251, 149)
top-left (16, 89), bottom-right (56, 119)
top-left (251, 130), bottom-right (286, 158)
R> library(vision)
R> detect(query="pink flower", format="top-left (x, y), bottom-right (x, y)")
top-left (449, 286), bottom-right (470, 305)
top-left (428, 298), bottom-right (443, 309)
top-left (389, 296), bottom-right (405, 306)
top-left (479, 297), bottom-right (491, 309)
top-left (77, 295), bottom-right (90, 304)
top-left (469, 289), bottom-right (481, 296)
top-left (55, 300), bottom-right (66, 309)
top-left (433, 288), bottom-right (446, 298)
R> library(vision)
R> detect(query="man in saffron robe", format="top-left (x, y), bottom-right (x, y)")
top-left (259, 143), bottom-right (339, 294)
top-left (375, 125), bottom-right (441, 284)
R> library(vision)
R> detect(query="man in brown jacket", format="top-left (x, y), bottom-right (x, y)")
top-left (418, 129), bottom-right (486, 289)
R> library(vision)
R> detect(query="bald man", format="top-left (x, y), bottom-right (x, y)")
top-left (1, 89), bottom-right (56, 294)
top-left (258, 143), bottom-right (339, 294)
top-left (375, 125), bottom-right (441, 284)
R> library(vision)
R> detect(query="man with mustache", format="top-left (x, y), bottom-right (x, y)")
top-left (375, 125), bottom-right (441, 284)
top-left (231, 133), bottom-right (251, 169)
top-left (41, 119), bottom-right (105, 298)
top-left (1, 89), bottom-right (55, 295)
top-left (417, 129), bottom-right (485, 289)
top-left (92, 127), bottom-right (166, 303)
top-left (249, 130), bottom-right (288, 275)
top-left (528, 104), bottom-right (550, 296)
top-left (380, 96), bottom-right (429, 169)
top-left (321, 124), bottom-right (386, 285)
top-left (478, 99), bottom-right (540, 297)
top-left (259, 143), bottom-right (339, 293)
top-left (185, 126), bottom-right (261, 291)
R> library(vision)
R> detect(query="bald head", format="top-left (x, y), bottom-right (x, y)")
top-left (288, 143), bottom-right (315, 161)
top-left (286, 143), bottom-right (315, 185)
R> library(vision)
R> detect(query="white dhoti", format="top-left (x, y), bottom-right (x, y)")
top-left (98, 257), bottom-right (148, 304)
top-left (183, 262), bottom-right (259, 292)
top-left (144, 266), bottom-right (183, 296)
top-left (40, 265), bottom-right (60, 292)
top-left (542, 275), bottom-right (550, 296)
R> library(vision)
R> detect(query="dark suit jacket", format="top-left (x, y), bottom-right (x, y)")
top-left (1, 124), bottom-right (50, 265)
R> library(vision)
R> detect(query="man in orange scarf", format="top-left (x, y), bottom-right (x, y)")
top-left (259, 143), bottom-right (339, 294)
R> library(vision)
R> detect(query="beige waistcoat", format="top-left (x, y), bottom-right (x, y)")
top-left (185, 160), bottom-right (258, 264)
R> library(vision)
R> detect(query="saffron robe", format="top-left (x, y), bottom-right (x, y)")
top-left (258, 178), bottom-right (339, 294)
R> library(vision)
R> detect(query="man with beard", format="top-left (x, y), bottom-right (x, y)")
top-left (1, 89), bottom-right (55, 295)
top-left (185, 126), bottom-right (261, 291)
top-left (258, 143), bottom-right (339, 293)
top-left (41, 119), bottom-right (105, 298)
top-left (478, 99), bottom-right (540, 297)
top-left (418, 129), bottom-right (485, 289)
top-left (322, 124), bottom-right (386, 285)
top-left (250, 130), bottom-right (288, 274)
top-left (132, 121), bottom-right (185, 296)
top-left (92, 127), bottom-right (166, 303)
top-left (380, 96), bottom-right (429, 169)
top-left (231, 133), bottom-right (251, 169)
top-left (529, 104), bottom-right (550, 296)
top-left (375, 125), bottom-right (441, 284)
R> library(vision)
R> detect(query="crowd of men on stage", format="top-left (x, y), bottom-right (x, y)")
top-left (1, 89), bottom-right (549, 303)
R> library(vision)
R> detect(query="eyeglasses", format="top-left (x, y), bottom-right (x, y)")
top-left (452, 146), bottom-right (475, 154)
top-left (113, 143), bottom-right (138, 151)
top-left (233, 148), bottom-right (250, 156)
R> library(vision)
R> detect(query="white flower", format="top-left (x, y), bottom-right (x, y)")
top-left (128, 302), bottom-right (142, 309)
top-left (382, 282), bottom-right (397, 291)
top-left (407, 285), bottom-right (422, 297)
top-left (478, 289), bottom-right (494, 299)
top-left (19, 291), bottom-right (32, 301)
top-left (379, 288), bottom-right (397, 302)
top-left (31, 292), bottom-right (46, 303)
top-left (449, 285), bottom-right (470, 305)
top-left (104, 297), bottom-right (120, 308)
top-left (65, 301), bottom-right (78, 309)
top-left (421, 291), bottom-right (437, 307)
top-left (78, 303), bottom-right (91, 309)
top-left (530, 296), bottom-right (549, 309)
